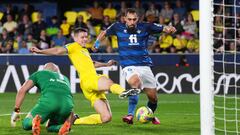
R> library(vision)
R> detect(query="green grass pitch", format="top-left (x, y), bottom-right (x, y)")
top-left (0, 93), bottom-right (200, 135)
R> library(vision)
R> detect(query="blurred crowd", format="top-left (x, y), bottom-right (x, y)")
top-left (213, 0), bottom-right (240, 53)
top-left (0, 0), bottom-right (199, 54)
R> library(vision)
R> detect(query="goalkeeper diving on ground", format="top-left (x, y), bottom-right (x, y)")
top-left (11, 63), bottom-right (74, 135)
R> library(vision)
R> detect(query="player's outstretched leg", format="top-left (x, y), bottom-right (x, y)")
top-left (58, 112), bottom-right (74, 135)
top-left (32, 115), bottom-right (41, 135)
top-left (97, 76), bottom-right (141, 98)
top-left (119, 88), bottom-right (141, 99)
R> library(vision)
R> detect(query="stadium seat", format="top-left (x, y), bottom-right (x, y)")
top-left (31, 12), bottom-right (39, 23)
top-left (111, 36), bottom-right (118, 49)
top-left (78, 11), bottom-right (91, 23)
top-left (0, 11), bottom-right (3, 21)
top-left (191, 10), bottom-right (199, 21)
top-left (94, 25), bottom-right (101, 36)
top-left (159, 35), bottom-right (173, 49)
top-left (64, 11), bottom-right (77, 25)
top-left (103, 8), bottom-right (117, 21)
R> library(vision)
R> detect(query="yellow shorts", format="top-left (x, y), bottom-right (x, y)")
top-left (80, 74), bottom-right (107, 106)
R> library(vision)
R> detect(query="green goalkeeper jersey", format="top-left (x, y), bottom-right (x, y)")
top-left (29, 70), bottom-right (72, 97)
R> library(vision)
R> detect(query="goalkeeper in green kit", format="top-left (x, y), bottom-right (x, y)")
top-left (11, 62), bottom-right (74, 135)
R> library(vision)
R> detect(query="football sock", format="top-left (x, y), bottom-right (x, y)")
top-left (128, 95), bottom-right (139, 116)
top-left (110, 84), bottom-right (125, 95)
top-left (47, 125), bottom-right (61, 132)
top-left (147, 101), bottom-right (157, 113)
top-left (74, 114), bottom-right (102, 125)
top-left (22, 117), bottom-right (32, 130)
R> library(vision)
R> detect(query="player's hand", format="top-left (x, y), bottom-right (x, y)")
top-left (163, 26), bottom-right (176, 34)
top-left (107, 60), bottom-right (118, 66)
top-left (30, 47), bottom-right (41, 54)
top-left (11, 108), bottom-right (20, 127)
top-left (94, 40), bottom-right (100, 49)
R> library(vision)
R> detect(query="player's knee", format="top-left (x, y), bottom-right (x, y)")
top-left (104, 79), bottom-right (114, 88)
top-left (22, 118), bottom-right (32, 130)
top-left (128, 78), bottom-right (141, 88)
top-left (101, 114), bottom-right (112, 123)
top-left (107, 79), bottom-right (114, 86)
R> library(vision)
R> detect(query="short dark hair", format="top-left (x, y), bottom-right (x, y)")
top-left (125, 8), bottom-right (137, 16)
top-left (72, 27), bottom-right (88, 36)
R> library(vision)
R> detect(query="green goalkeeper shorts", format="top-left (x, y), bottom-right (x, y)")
top-left (30, 94), bottom-right (74, 124)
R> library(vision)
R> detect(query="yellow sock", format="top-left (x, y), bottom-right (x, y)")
top-left (74, 114), bottom-right (102, 125)
top-left (110, 84), bottom-right (125, 95)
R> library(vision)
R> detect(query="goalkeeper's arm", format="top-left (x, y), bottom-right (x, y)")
top-left (11, 80), bottom-right (34, 127)
top-left (15, 80), bottom-right (34, 109)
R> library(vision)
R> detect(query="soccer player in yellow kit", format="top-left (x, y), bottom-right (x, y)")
top-left (30, 28), bottom-right (140, 125)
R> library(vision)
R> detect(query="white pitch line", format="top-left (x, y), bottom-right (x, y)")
top-left (0, 112), bottom-right (28, 117)
top-left (0, 111), bottom-right (201, 117)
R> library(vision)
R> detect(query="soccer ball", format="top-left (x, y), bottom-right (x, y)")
top-left (136, 106), bottom-right (154, 123)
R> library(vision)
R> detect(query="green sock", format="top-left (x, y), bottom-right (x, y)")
top-left (22, 117), bottom-right (32, 130)
top-left (47, 125), bottom-right (62, 132)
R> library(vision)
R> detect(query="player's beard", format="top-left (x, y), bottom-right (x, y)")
top-left (127, 25), bottom-right (137, 34)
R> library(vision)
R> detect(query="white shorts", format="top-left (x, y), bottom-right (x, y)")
top-left (122, 66), bottom-right (157, 89)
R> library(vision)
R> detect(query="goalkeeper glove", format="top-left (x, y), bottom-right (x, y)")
top-left (11, 108), bottom-right (20, 127)
top-left (94, 40), bottom-right (100, 49)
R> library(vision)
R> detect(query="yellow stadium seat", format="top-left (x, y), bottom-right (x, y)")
top-left (31, 12), bottom-right (39, 23)
top-left (78, 11), bottom-right (91, 23)
top-left (191, 10), bottom-right (199, 21)
top-left (159, 35), bottom-right (173, 49)
top-left (111, 36), bottom-right (118, 49)
top-left (103, 8), bottom-right (117, 21)
top-left (0, 12), bottom-right (3, 21)
top-left (64, 11), bottom-right (77, 25)
top-left (94, 25), bottom-right (101, 36)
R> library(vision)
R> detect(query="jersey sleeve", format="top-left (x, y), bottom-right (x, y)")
top-left (147, 23), bottom-right (164, 34)
top-left (28, 71), bottom-right (39, 85)
top-left (64, 43), bottom-right (74, 54)
top-left (105, 23), bottom-right (117, 36)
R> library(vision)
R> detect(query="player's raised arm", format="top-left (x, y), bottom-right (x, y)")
top-left (30, 46), bottom-right (67, 55)
top-left (93, 59), bottom-right (117, 68)
top-left (93, 30), bottom-right (107, 50)
top-left (94, 23), bottom-right (116, 50)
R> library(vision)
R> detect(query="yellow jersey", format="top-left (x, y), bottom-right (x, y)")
top-left (65, 42), bottom-right (97, 82)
